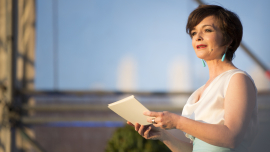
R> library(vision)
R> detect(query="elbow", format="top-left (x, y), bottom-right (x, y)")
top-left (228, 142), bottom-right (237, 149)
top-left (227, 137), bottom-right (242, 149)
top-left (223, 128), bottom-right (244, 149)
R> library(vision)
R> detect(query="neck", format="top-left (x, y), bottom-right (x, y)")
top-left (205, 59), bottom-right (237, 80)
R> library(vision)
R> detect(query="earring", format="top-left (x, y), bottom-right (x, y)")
top-left (202, 59), bottom-right (206, 67)
top-left (221, 46), bottom-right (228, 62)
top-left (221, 53), bottom-right (226, 62)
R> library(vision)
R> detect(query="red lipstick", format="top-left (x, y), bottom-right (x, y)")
top-left (197, 44), bottom-right (207, 49)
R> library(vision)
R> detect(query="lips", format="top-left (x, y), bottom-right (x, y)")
top-left (197, 44), bottom-right (207, 49)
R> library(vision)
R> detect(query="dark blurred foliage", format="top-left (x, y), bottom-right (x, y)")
top-left (105, 125), bottom-right (171, 152)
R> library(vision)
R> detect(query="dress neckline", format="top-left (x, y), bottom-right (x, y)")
top-left (193, 68), bottom-right (239, 104)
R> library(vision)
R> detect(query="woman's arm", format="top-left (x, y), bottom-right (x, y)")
top-left (180, 73), bottom-right (256, 148)
top-left (161, 130), bottom-right (193, 152)
top-left (145, 73), bottom-right (256, 148)
top-left (128, 122), bottom-right (193, 152)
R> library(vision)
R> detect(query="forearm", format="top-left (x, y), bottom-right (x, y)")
top-left (160, 130), bottom-right (193, 152)
top-left (177, 116), bottom-right (240, 148)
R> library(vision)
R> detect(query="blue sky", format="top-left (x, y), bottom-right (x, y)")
top-left (35, 0), bottom-right (270, 91)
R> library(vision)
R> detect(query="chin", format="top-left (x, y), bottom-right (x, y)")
top-left (195, 52), bottom-right (206, 58)
top-left (196, 55), bottom-right (206, 59)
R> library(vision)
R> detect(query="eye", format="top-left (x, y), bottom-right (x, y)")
top-left (205, 29), bottom-right (212, 32)
top-left (191, 32), bottom-right (197, 37)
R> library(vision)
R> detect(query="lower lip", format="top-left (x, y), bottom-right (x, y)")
top-left (197, 46), bottom-right (207, 49)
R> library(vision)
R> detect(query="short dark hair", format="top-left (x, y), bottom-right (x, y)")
top-left (186, 5), bottom-right (243, 61)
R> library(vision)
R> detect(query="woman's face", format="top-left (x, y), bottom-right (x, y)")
top-left (191, 16), bottom-right (226, 61)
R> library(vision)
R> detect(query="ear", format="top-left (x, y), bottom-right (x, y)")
top-left (228, 39), bottom-right (233, 48)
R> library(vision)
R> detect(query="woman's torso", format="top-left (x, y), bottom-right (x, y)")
top-left (182, 69), bottom-right (258, 152)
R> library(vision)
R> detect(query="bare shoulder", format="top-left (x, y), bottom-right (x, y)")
top-left (227, 73), bottom-right (256, 93)
top-left (225, 72), bottom-right (256, 105)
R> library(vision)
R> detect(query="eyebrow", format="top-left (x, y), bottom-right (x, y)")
top-left (202, 24), bottom-right (213, 28)
top-left (191, 24), bottom-right (213, 31)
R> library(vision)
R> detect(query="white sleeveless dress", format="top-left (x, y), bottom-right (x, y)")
top-left (182, 69), bottom-right (258, 152)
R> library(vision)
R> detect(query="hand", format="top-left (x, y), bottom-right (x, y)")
top-left (127, 121), bottom-right (164, 140)
top-left (144, 111), bottom-right (180, 130)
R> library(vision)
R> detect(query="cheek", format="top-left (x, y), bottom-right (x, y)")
top-left (205, 36), bottom-right (218, 48)
top-left (212, 35), bottom-right (224, 47)
top-left (216, 37), bottom-right (224, 47)
top-left (192, 40), bottom-right (196, 49)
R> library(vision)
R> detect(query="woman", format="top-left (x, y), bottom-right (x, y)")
top-left (127, 5), bottom-right (258, 152)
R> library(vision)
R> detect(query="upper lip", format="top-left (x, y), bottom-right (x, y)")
top-left (197, 44), bottom-right (207, 48)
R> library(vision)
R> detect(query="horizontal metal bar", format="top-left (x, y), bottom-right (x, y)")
top-left (16, 90), bottom-right (193, 96)
top-left (20, 105), bottom-right (270, 124)
top-left (43, 121), bottom-right (125, 127)
top-left (258, 90), bottom-right (270, 95)
top-left (258, 105), bottom-right (270, 110)
top-left (19, 102), bottom-right (270, 112)
top-left (21, 111), bottom-right (270, 125)
top-left (16, 89), bottom-right (270, 97)
top-left (21, 117), bottom-right (126, 124)
top-left (22, 104), bottom-right (109, 111)
top-left (21, 104), bottom-right (184, 112)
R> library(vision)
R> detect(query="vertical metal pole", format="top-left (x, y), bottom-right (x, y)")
top-left (2, 0), bottom-right (14, 151)
top-left (10, 0), bottom-right (18, 151)
top-left (6, 0), bottom-right (15, 105)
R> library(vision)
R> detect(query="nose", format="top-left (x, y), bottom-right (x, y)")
top-left (194, 32), bottom-right (203, 41)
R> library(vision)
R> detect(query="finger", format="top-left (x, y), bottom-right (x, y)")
top-left (127, 121), bottom-right (134, 127)
top-left (147, 117), bottom-right (153, 124)
top-left (144, 126), bottom-right (152, 139)
top-left (152, 123), bottom-right (160, 128)
top-left (147, 116), bottom-right (161, 124)
top-left (138, 125), bottom-right (145, 136)
top-left (147, 117), bottom-right (156, 124)
top-left (154, 117), bottom-right (161, 124)
top-left (135, 123), bottom-right (141, 131)
top-left (147, 117), bottom-right (159, 124)
top-left (143, 111), bottom-right (160, 117)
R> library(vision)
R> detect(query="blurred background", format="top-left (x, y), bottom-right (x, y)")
top-left (0, 0), bottom-right (270, 152)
